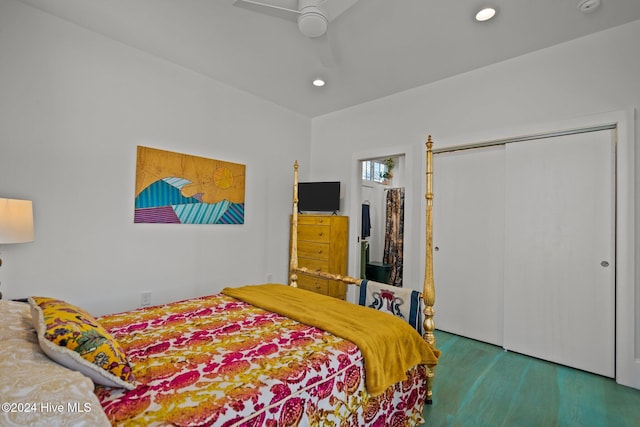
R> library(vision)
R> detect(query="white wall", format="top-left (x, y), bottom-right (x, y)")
top-left (311, 21), bottom-right (640, 388)
top-left (0, 0), bottom-right (311, 315)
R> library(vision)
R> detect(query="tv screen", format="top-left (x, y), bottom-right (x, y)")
top-left (298, 181), bottom-right (340, 212)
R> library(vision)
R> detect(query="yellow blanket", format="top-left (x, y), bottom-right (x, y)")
top-left (222, 284), bottom-right (439, 396)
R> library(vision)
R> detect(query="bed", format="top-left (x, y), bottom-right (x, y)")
top-left (0, 137), bottom-right (439, 426)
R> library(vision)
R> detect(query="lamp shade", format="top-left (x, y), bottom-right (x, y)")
top-left (0, 198), bottom-right (34, 244)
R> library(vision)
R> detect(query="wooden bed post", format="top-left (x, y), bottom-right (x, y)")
top-left (288, 145), bottom-right (438, 403)
top-left (424, 135), bottom-right (437, 404)
top-left (289, 161), bottom-right (299, 288)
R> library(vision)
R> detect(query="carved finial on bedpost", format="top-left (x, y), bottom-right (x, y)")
top-left (290, 161), bottom-right (299, 288)
top-left (424, 135), bottom-right (437, 403)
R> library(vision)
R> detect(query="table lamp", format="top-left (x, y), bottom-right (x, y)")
top-left (0, 198), bottom-right (34, 299)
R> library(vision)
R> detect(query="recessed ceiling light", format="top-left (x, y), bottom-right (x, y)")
top-left (312, 78), bottom-right (325, 87)
top-left (475, 7), bottom-right (497, 22)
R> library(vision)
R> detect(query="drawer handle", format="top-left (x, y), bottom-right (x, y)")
top-left (315, 285), bottom-right (321, 289)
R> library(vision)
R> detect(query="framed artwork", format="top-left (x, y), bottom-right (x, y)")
top-left (134, 146), bottom-right (245, 224)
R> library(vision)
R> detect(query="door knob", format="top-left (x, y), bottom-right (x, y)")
top-left (600, 261), bottom-right (609, 267)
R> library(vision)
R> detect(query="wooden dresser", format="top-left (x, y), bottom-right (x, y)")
top-left (291, 215), bottom-right (349, 299)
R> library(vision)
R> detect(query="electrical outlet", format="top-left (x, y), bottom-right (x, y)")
top-left (140, 291), bottom-right (152, 307)
top-left (267, 273), bottom-right (273, 283)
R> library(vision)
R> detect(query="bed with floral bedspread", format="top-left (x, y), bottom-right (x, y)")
top-left (95, 290), bottom-right (430, 426)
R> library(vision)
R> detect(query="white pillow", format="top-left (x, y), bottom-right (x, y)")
top-left (0, 340), bottom-right (111, 427)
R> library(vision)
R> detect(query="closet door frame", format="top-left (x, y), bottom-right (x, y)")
top-left (433, 108), bottom-right (636, 389)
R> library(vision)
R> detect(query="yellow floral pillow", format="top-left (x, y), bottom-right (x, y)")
top-left (28, 297), bottom-right (135, 389)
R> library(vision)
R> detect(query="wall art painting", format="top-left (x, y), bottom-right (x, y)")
top-left (134, 146), bottom-right (245, 224)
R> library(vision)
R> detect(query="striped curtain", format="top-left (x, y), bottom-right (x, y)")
top-left (383, 188), bottom-right (404, 287)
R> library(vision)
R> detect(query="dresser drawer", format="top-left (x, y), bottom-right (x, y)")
top-left (297, 225), bottom-right (330, 243)
top-left (297, 216), bottom-right (332, 226)
top-left (297, 276), bottom-right (329, 295)
top-left (297, 240), bottom-right (330, 261)
top-left (298, 257), bottom-right (329, 272)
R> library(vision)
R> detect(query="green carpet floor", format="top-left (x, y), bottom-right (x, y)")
top-left (421, 330), bottom-right (640, 427)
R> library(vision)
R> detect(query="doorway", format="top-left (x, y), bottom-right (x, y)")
top-left (356, 153), bottom-right (407, 287)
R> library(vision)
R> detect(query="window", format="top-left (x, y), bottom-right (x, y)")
top-left (362, 159), bottom-right (390, 184)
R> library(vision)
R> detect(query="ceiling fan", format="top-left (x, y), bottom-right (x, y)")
top-left (233, 0), bottom-right (360, 66)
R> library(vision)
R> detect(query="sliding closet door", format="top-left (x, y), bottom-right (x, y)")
top-left (503, 130), bottom-right (615, 377)
top-left (433, 146), bottom-right (505, 346)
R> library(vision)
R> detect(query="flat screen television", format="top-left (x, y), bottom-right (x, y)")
top-left (298, 181), bottom-right (340, 213)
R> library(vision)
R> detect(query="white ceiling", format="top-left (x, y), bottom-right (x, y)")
top-left (16, 0), bottom-right (640, 117)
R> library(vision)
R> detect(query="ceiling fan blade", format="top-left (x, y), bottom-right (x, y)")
top-left (320, 0), bottom-right (360, 22)
top-left (308, 31), bottom-right (335, 68)
top-left (234, 0), bottom-right (356, 68)
top-left (232, 0), bottom-right (300, 22)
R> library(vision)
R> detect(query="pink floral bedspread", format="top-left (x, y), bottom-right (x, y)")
top-left (95, 294), bottom-right (427, 426)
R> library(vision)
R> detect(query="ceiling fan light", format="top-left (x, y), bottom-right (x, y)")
top-left (475, 7), bottom-right (497, 22)
top-left (312, 78), bottom-right (325, 87)
top-left (298, 9), bottom-right (328, 38)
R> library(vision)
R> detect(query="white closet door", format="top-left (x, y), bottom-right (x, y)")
top-left (503, 130), bottom-right (615, 377)
top-left (434, 146), bottom-right (505, 346)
